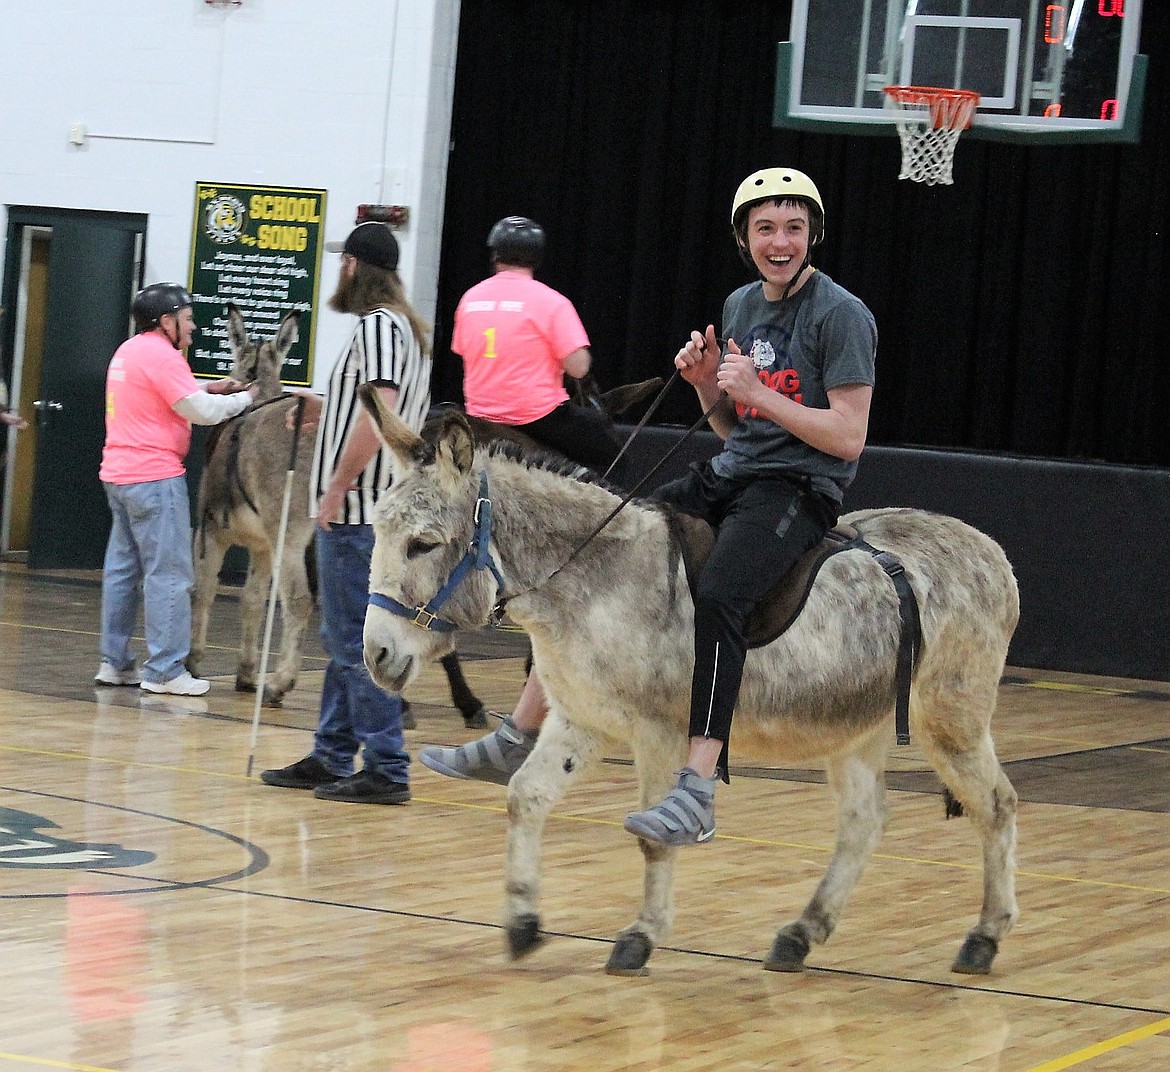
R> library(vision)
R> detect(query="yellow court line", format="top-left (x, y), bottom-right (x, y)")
top-left (1020, 732), bottom-right (1159, 750)
top-left (1020, 1016), bottom-right (1170, 1071)
top-left (0, 619), bottom-right (267, 657)
top-left (0, 743), bottom-right (258, 782)
top-left (1012, 680), bottom-right (1134, 697)
top-left (6, 745), bottom-right (1170, 896)
top-left (0, 621), bottom-right (100, 638)
top-left (0, 1052), bottom-right (119, 1072)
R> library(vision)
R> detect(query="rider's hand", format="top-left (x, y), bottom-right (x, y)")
top-left (674, 325), bottom-right (720, 386)
top-left (714, 340), bottom-right (762, 408)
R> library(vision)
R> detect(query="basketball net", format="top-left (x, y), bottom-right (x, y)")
top-left (883, 86), bottom-right (980, 186)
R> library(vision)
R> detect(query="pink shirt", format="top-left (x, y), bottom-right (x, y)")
top-left (452, 270), bottom-right (590, 424)
top-left (99, 331), bottom-right (203, 485)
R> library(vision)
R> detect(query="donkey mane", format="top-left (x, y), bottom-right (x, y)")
top-left (482, 433), bottom-right (623, 494)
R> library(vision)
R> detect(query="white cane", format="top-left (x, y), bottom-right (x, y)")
top-left (246, 394), bottom-right (307, 777)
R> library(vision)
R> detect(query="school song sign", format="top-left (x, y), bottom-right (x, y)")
top-left (187, 182), bottom-right (327, 384)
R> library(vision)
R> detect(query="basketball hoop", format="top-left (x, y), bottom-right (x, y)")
top-left (883, 86), bottom-right (980, 186)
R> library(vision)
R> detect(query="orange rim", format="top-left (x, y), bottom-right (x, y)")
top-left (883, 85), bottom-right (980, 130)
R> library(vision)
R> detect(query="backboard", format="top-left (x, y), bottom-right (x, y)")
top-left (779, 0), bottom-right (1146, 143)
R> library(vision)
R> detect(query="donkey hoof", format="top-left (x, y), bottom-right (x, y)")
top-left (402, 706), bottom-right (417, 731)
top-left (605, 933), bottom-right (653, 976)
top-left (463, 705), bottom-right (491, 730)
top-left (507, 914), bottom-right (545, 960)
top-left (261, 687), bottom-right (285, 709)
top-left (951, 934), bottom-right (998, 975)
top-left (235, 677), bottom-right (256, 694)
top-left (764, 931), bottom-right (811, 972)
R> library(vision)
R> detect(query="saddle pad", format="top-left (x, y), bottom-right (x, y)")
top-left (669, 510), bottom-right (860, 650)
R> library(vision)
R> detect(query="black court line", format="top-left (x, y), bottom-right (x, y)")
top-left (213, 885), bottom-right (1170, 1018)
top-left (0, 786), bottom-right (269, 898)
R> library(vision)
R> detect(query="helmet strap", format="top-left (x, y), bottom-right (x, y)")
top-left (159, 315), bottom-right (182, 350)
top-left (738, 245), bottom-right (812, 302)
top-left (776, 258), bottom-right (811, 303)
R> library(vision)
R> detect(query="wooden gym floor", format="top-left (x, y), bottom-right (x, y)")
top-left (2, 560), bottom-right (1169, 1072)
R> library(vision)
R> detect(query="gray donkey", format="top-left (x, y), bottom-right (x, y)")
top-left (189, 306), bottom-right (500, 722)
top-left (359, 396), bottom-right (1021, 979)
top-left (189, 306), bottom-right (315, 706)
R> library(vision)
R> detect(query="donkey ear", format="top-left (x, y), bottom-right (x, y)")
top-left (433, 410), bottom-right (475, 474)
top-left (358, 384), bottom-right (422, 466)
top-left (227, 304), bottom-right (248, 352)
top-left (273, 310), bottom-right (300, 360)
top-left (601, 376), bottom-right (665, 417)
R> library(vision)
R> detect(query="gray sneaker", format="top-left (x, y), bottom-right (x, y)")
top-left (623, 768), bottom-right (718, 846)
top-left (419, 716), bottom-right (537, 786)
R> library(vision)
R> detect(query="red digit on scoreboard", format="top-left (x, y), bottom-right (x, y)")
top-left (1098, 1), bottom-right (1125, 16)
top-left (1045, 4), bottom-right (1065, 44)
top-left (1100, 99), bottom-right (1119, 120)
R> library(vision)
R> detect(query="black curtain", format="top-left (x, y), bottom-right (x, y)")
top-left (437, 1), bottom-right (1169, 466)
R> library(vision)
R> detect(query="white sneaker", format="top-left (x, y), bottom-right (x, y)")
top-left (139, 670), bottom-right (211, 696)
top-left (95, 661), bottom-right (140, 686)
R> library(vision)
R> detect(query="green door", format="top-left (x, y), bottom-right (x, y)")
top-left (28, 219), bottom-right (140, 568)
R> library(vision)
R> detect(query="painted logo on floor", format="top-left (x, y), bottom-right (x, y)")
top-left (0, 807), bottom-right (156, 868)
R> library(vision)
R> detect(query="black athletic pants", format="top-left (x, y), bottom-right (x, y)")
top-left (653, 461), bottom-right (839, 779)
top-left (520, 401), bottom-right (624, 475)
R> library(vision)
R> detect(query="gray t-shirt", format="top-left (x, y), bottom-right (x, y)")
top-left (711, 270), bottom-right (877, 503)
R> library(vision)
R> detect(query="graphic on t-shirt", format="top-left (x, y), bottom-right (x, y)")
top-left (738, 327), bottom-right (802, 418)
top-left (749, 339), bottom-right (776, 370)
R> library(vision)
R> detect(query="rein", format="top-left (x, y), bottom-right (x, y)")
top-left (491, 386), bottom-right (728, 619)
top-left (369, 369), bottom-right (725, 633)
top-left (601, 369), bottom-right (679, 481)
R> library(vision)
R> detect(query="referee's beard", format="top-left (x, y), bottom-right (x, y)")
top-left (328, 271), bottom-right (357, 315)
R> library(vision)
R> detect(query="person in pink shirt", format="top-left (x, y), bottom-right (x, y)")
top-left (95, 283), bottom-right (259, 696)
top-left (421, 217), bottom-right (623, 785)
top-left (450, 216), bottom-right (621, 470)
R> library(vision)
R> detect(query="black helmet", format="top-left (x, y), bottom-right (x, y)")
top-left (132, 283), bottom-right (194, 332)
top-left (487, 216), bottom-right (546, 269)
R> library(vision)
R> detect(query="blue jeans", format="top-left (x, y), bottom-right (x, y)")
top-left (313, 524), bottom-right (410, 782)
top-left (100, 476), bottom-right (195, 684)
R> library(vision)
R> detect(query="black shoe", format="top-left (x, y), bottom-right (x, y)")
top-left (313, 769), bottom-right (411, 805)
top-left (260, 754), bottom-right (340, 790)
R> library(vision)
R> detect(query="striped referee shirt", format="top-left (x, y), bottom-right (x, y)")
top-left (309, 307), bottom-right (431, 525)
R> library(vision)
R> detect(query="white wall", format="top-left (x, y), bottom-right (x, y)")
top-left (0, 0), bottom-right (460, 390)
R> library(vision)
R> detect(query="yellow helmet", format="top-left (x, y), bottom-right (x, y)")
top-left (731, 168), bottom-right (824, 244)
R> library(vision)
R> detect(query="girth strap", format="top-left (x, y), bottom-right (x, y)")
top-left (853, 540), bottom-right (921, 746)
top-left (669, 513), bottom-right (922, 746)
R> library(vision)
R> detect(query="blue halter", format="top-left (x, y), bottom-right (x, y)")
top-left (368, 471), bottom-right (507, 633)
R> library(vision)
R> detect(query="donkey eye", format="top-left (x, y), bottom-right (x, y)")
top-left (406, 537), bottom-right (441, 559)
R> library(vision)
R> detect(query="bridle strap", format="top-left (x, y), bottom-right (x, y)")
top-left (368, 471), bottom-right (506, 633)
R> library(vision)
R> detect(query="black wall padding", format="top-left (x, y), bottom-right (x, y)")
top-left (618, 425), bottom-right (1170, 682)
